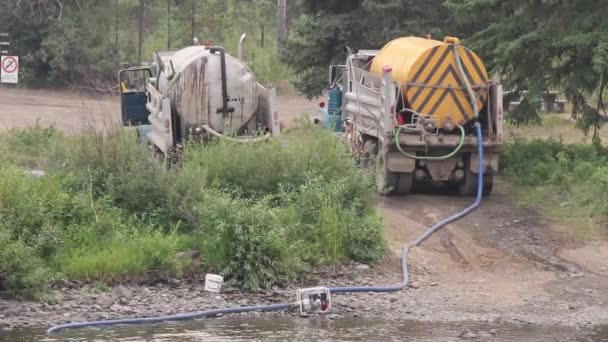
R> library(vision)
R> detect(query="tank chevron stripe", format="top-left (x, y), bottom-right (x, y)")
top-left (409, 46), bottom-right (480, 108)
top-left (464, 48), bottom-right (487, 83)
top-left (427, 88), bottom-right (469, 120)
top-left (408, 46), bottom-right (453, 101)
top-left (409, 46), bottom-right (440, 84)
top-left (414, 64), bottom-right (465, 112)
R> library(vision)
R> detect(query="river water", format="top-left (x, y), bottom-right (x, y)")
top-left (1, 318), bottom-right (605, 342)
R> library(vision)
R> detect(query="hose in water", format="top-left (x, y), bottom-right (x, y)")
top-left (47, 124), bottom-right (484, 335)
top-left (46, 303), bottom-right (295, 334)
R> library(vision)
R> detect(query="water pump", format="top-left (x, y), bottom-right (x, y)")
top-left (296, 287), bottom-right (332, 314)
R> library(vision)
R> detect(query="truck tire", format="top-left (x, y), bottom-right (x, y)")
top-left (376, 153), bottom-right (398, 195)
top-left (396, 173), bottom-right (413, 194)
top-left (361, 139), bottom-right (378, 169)
top-left (458, 168), bottom-right (493, 197)
top-left (482, 173), bottom-right (494, 196)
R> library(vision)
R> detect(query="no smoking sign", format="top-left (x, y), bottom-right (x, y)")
top-left (1, 55), bottom-right (19, 84)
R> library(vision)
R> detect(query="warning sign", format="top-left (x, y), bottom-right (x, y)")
top-left (1, 55), bottom-right (19, 84)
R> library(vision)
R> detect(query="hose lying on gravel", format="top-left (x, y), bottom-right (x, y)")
top-left (47, 123), bottom-right (485, 335)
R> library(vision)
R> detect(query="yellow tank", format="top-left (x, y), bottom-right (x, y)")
top-left (370, 36), bottom-right (489, 129)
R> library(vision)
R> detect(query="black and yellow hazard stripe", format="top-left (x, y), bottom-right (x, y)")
top-left (405, 44), bottom-right (488, 128)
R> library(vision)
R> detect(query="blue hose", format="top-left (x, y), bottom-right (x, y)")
top-left (331, 122), bottom-right (484, 293)
top-left (47, 303), bottom-right (294, 334)
top-left (47, 123), bottom-right (485, 335)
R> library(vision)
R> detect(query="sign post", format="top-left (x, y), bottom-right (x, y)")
top-left (1, 55), bottom-right (19, 84)
top-left (0, 32), bottom-right (10, 55)
top-left (0, 32), bottom-right (18, 84)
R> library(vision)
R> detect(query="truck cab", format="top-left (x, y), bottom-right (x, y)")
top-left (119, 67), bottom-right (151, 126)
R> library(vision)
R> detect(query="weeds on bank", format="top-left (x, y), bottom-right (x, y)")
top-left (0, 125), bottom-right (384, 298)
top-left (501, 138), bottom-right (608, 237)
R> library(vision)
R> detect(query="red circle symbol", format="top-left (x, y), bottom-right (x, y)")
top-left (2, 56), bottom-right (18, 73)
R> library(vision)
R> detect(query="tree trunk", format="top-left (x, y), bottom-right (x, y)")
top-left (260, 24), bottom-right (265, 48)
top-left (191, 0), bottom-right (196, 41)
top-left (138, 0), bottom-right (144, 64)
top-left (167, 0), bottom-right (171, 49)
top-left (277, 0), bottom-right (287, 49)
top-left (114, 0), bottom-right (119, 67)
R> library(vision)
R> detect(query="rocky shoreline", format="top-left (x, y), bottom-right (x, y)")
top-left (1, 263), bottom-right (606, 334)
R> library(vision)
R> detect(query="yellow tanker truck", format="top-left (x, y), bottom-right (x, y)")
top-left (330, 36), bottom-right (503, 196)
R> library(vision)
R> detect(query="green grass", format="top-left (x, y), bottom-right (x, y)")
top-left (501, 137), bottom-right (608, 238)
top-left (0, 124), bottom-right (384, 298)
top-left (0, 124), bottom-right (60, 168)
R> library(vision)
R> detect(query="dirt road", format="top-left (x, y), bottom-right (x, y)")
top-left (0, 87), bottom-right (318, 133)
top-left (1, 88), bottom-right (607, 338)
top-left (370, 180), bottom-right (608, 327)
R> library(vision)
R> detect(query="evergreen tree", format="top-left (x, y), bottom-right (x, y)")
top-left (447, 0), bottom-right (608, 137)
top-left (282, 0), bottom-right (448, 98)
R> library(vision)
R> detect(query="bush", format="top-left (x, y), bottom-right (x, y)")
top-left (0, 125), bottom-right (385, 296)
top-left (0, 232), bottom-right (50, 299)
top-left (0, 124), bottom-right (60, 168)
top-left (48, 126), bottom-right (169, 216)
top-left (501, 138), bottom-right (608, 234)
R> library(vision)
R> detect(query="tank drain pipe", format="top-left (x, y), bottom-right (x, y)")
top-left (453, 45), bottom-right (479, 120)
top-left (47, 124), bottom-right (484, 335)
top-left (201, 124), bottom-right (272, 143)
top-left (238, 33), bottom-right (247, 61)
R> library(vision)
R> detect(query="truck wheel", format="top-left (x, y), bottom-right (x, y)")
top-left (361, 139), bottom-right (378, 169)
top-left (458, 165), bottom-right (478, 197)
top-left (376, 149), bottom-right (398, 196)
top-left (396, 173), bottom-right (413, 194)
top-left (482, 173), bottom-right (494, 197)
top-left (458, 170), bottom-right (495, 196)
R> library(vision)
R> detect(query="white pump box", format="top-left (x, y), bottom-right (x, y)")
top-left (204, 274), bottom-right (224, 293)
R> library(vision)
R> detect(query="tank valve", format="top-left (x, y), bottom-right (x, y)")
top-left (296, 287), bottom-right (332, 314)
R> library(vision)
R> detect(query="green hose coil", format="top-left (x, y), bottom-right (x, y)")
top-left (394, 124), bottom-right (466, 160)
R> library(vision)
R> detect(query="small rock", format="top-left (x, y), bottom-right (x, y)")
top-left (599, 267), bottom-right (607, 272)
top-left (299, 312), bottom-right (310, 318)
top-left (429, 282), bottom-right (439, 287)
top-left (328, 314), bottom-right (339, 320)
top-left (175, 250), bottom-right (201, 260)
top-left (489, 329), bottom-right (497, 336)
top-left (568, 304), bottom-right (576, 310)
top-left (355, 264), bottom-right (370, 271)
top-left (477, 331), bottom-right (494, 338)
top-left (3, 306), bottom-right (22, 317)
top-left (409, 282), bottom-right (420, 289)
top-left (389, 297), bottom-right (398, 303)
top-left (117, 285), bottom-right (134, 300)
top-left (25, 170), bottom-right (46, 177)
top-left (458, 329), bottom-right (477, 339)
top-left (95, 294), bottom-right (114, 309)
top-left (119, 297), bottom-right (129, 305)
top-left (569, 273), bottom-right (584, 279)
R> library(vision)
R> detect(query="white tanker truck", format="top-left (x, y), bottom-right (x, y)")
top-left (118, 35), bottom-right (280, 156)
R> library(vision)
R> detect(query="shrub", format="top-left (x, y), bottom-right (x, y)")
top-left (501, 138), bottom-right (608, 235)
top-left (0, 125), bottom-right (385, 295)
top-left (48, 125), bottom-right (169, 216)
top-left (0, 124), bottom-right (60, 168)
top-left (0, 232), bottom-right (50, 299)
